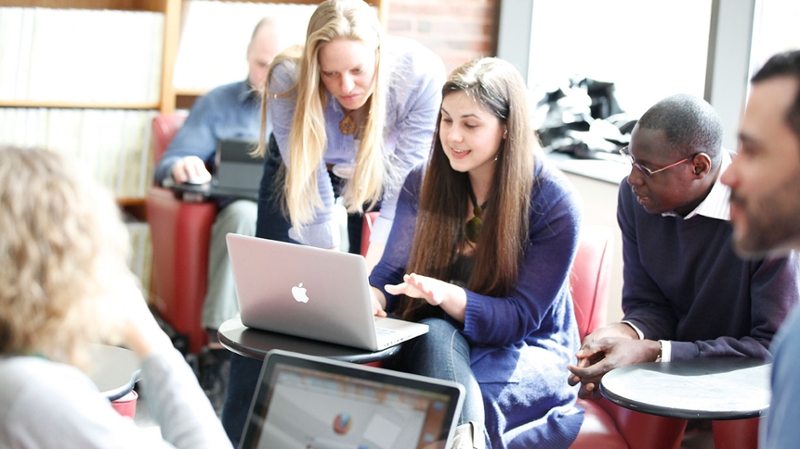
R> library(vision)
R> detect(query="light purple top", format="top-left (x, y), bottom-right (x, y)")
top-left (268, 36), bottom-right (446, 248)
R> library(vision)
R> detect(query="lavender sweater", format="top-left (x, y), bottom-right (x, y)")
top-left (268, 36), bottom-right (446, 248)
top-left (617, 180), bottom-right (800, 360)
top-left (371, 153), bottom-right (584, 449)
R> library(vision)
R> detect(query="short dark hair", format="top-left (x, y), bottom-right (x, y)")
top-left (752, 50), bottom-right (800, 141)
top-left (637, 94), bottom-right (724, 167)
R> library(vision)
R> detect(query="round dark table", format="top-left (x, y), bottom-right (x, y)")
top-left (218, 315), bottom-right (401, 364)
top-left (599, 357), bottom-right (770, 420)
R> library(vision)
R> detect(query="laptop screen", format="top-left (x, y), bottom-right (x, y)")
top-left (214, 138), bottom-right (263, 193)
top-left (239, 350), bottom-right (464, 449)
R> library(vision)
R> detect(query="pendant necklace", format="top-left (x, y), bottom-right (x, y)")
top-left (339, 111), bottom-right (356, 135)
top-left (466, 184), bottom-right (488, 243)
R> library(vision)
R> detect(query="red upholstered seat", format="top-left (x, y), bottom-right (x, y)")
top-left (569, 225), bottom-right (686, 449)
top-left (712, 417), bottom-right (761, 449)
top-left (146, 113), bottom-right (217, 354)
top-left (571, 398), bottom-right (628, 449)
top-left (570, 225), bottom-right (612, 341)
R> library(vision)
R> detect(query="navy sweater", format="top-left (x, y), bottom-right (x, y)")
top-left (617, 179), bottom-right (800, 361)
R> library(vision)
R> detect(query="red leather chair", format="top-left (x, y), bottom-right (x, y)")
top-left (712, 417), bottom-right (761, 449)
top-left (146, 113), bottom-right (217, 354)
top-left (570, 225), bottom-right (612, 342)
top-left (569, 225), bottom-right (686, 449)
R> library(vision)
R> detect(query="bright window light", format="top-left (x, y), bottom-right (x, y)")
top-left (528, 0), bottom-right (713, 118)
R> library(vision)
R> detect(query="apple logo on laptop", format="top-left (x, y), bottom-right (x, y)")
top-left (291, 283), bottom-right (309, 303)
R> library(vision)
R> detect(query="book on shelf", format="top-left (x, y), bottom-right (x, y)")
top-left (0, 108), bottom-right (157, 199)
top-left (125, 220), bottom-right (152, 294)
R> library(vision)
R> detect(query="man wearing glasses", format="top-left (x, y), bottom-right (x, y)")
top-left (721, 50), bottom-right (800, 449)
top-left (568, 93), bottom-right (800, 445)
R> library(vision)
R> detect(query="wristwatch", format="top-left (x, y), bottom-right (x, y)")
top-left (655, 340), bottom-right (663, 362)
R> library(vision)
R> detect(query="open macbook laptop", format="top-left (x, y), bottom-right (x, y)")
top-left (239, 350), bottom-right (464, 449)
top-left (226, 234), bottom-right (429, 351)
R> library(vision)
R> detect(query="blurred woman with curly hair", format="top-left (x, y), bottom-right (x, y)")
top-left (0, 146), bottom-right (232, 448)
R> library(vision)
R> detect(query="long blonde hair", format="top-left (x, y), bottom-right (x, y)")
top-left (395, 58), bottom-right (536, 321)
top-left (256, 0), bottom-right (387, 227)
top-left (0, 146), bottom-right (134, 369)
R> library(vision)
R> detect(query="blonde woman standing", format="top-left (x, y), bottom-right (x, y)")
top-left (253, 0), bottom-right (445, 265)
top-left (223, 0), bottom-right (445, 444)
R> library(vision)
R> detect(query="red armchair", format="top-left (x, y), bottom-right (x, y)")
top-left (569, 225), bottom-right (686, 449)
top-left (146, 114), bottom-right (217, 354)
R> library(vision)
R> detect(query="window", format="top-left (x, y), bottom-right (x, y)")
top-left (527, 0), bottom-right (713, 118)
top-left (749, 0), bottom-right (800, 78)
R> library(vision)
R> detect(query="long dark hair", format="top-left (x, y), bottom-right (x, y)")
top-left (396, 58), bottom-right (536, 321)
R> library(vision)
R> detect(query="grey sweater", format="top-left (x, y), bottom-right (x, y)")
top-left (0, 348), bottom-right (232, 449)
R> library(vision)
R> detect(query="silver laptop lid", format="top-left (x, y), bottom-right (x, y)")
top-left (240, 349), bottom-right (465, 449)
top-left (227, 234), bottom-right (381, 350)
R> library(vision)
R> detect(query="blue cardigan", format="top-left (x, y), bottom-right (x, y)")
top-left (370, 152), bottom-right (584, 449)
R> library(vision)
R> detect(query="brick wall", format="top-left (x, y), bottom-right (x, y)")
top-left (385, 0), bottom-right (499, 74)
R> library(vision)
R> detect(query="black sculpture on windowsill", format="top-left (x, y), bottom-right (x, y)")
top-left (536, 77), bottom-right (636, 161)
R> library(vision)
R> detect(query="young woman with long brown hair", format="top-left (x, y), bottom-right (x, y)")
top-left (370, 58), bottom-right (585, 449)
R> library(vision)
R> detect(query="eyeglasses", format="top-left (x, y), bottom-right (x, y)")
top-left (621, 146), bottom-right (699, 179)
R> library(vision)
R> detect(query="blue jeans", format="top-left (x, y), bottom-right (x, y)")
top-left (384, 317), bottom-right (485, 426)
top-left (221, 354), bottom-right (261, 446)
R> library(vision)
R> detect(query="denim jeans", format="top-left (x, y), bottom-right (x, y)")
top-left (221, 353), bottom-right (262, 446)
top-left (384, 317), bottom-right (485, 426)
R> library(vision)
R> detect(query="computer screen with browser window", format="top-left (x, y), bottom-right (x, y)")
top-left (239, 350), bottom-right (464, 449)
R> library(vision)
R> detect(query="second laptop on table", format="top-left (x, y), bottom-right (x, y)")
top-left (239, 349), bottom-right (464, 449)
top-left (226, 234), bottom-right (429, 351)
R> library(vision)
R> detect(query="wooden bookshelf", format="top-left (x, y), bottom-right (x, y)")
top-left (0, 0), bottom-right (163, 11)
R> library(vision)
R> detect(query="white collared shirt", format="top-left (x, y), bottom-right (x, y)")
top-left (662, 150), bottom-right (732, 221)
